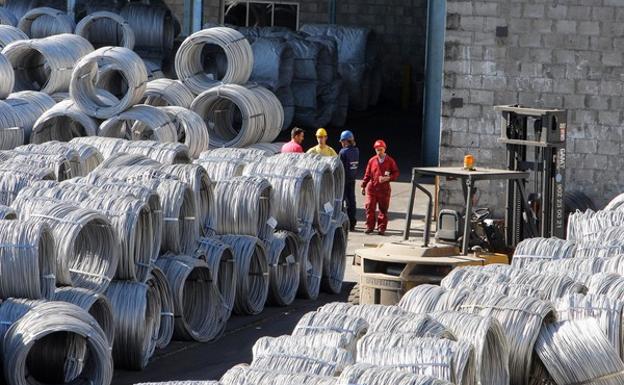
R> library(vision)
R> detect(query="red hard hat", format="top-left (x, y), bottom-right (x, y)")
top-left (373, 140), bottom-right (387, 149)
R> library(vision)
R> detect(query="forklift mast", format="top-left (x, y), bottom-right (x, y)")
top-left (495, 105), bottom-right (567, 242)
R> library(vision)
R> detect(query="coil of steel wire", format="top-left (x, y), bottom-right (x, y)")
top-left (512, 237), bottom-right (577, 269)
top-left (13, 141), bottom-right (83, 177)
top-left (219, 234), bottom-right (269, 315)
top-left (31, 99), bottom-right (99, 144)
top-left (0, 167), bottom-right (54, 206)
top-left (12, 196), bottom-right (119, 293)
top-left (319, 155), bottom-right (345, 216)
top-left (5, 90), bottom-right (55, 141)
top-left (340, 364), bottom-right (453, 385)
top-left (194, 148), bottom-right (265, 183)
top-left (160, 106), bottom-right (209, 158)
top-left (0, 204), bottom-right (17, 219)
top-left (0, 100), bottom-right (22, 150)
top-left (195, 236), bottom-right (236, 321)
top-left (75, 11), bottom-right (135, 49)
top-left (142, 78), bottom-right (195, 109)
top-left (157, 254), bottom-right (224, 342)
top-left (3, 33), bottom-right (94, 94)
top-left (160, 163), bottom-right (213, 234)
top-left (120, 3), bottom-right (175, 59)
top-left (221, 365), bottom-right (337, 385)
top-left (123, 140), bottom-right (191, 164)
top-left (106, 280), bottom-right (160, 369)
top-left (368, 313), bottom-right (454, 341)
top-left (399, 284), bottom-right (451, 314)
top-left (213, 176), bottom-right (272, 239)
top-left (0, 218), bottom-right (55, 300)
top-left (98, 104), bottom-right (178, 143)
top-left (0, 24), bottom-right (28, 48)
top-left (59, 141), bottom-right (103, 173)
top-left (297, 227), bottom-right (323, 300)
top-left (318, 302), bottom-right (407, 326)
top-left (320, 221), bottom-right (347, 294)
top-left (265, 230), bottom-right (299, 306)
top-left (243, 162), bottom-right (316, 234)
top-left (567, 209), bottom-right (624, 241)
top-left (199, 147), bottom-right (267, 162)
top-left (575, 226), bottom-right (624, 259)
top-left (191, 84), bottom-right (267, 148)
top-left (70, 46), bottom-right (147, 119)
top-left (96, 153), bottom-right (161, 170)
top-left (588, 273), bottom-right (624, 299)
top-left (0, 8), bottom-right (18, 27)
top-left (146, 266), bottom-right (175, 349)
top-left (246, 82), bottom-right (284, 143)
top-left (53, 286), bottom-right (115, 346)
top-left (535, 319), bottom-right (624, 385)
top-left (292, 311), bottom-right (368, 354)
top-left (246, 142), bottom-right (284, 156)
top-left (0, 52), bottom-right (14, 99)
top-left (0, 298), bottom-right (44, 345)
top-left (18, 7), bottom-right (75, 38)
top-left (3, 301), bottom-right (113, 385)
top-left (70, 136), bottom-right (127, 159)
top-left (250, 354), bottom-right (341, 377)
top-left (176, 27), bottom-right (253, 94)
top-left (5, 153), bottom-right (75, 181)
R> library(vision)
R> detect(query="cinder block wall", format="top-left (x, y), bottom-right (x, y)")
top-left (441, 0), bottom-right (624, 211)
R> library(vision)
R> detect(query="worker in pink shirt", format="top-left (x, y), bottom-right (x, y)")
top-left (281, 127), bottom-right (305, 153)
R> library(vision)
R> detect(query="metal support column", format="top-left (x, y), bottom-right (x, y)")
top-left (328, 0), bottom-right (336, 24)
top-left (184, 0), bottom-right (204, 36)
top-left (422, 0), bottom-right (446, 166)
top-left (67, 0), bottom-right (76, 19)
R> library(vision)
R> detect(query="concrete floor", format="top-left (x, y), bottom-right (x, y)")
top-left (114, 180), bottom-right (432, 385)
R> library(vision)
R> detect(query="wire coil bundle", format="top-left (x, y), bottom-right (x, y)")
top-left (292, 311), bottom-right (368, 354)
top-left (319, 155), bottom-right (345, 217)
top-left (511, 237), bottom-right (577, 269)
top-left (0, 9), bottom-right (18, 28)
top-left (121, 140), bottom-right (191, 164)
top-left (18, 7), bottom-right (75, 38)
top-left (195, 148), bottom-right (266, 183)
top-left (221, 365), bottom-right (337, 385)
top-left (508, 271), bottom-right (587, 301)
top-left (31, 99), bottom-right (99, 143)
top-left (99, 104), bottom-right (178, 142)
top-left (120, 3), bottom-right (175, 60)
top-left (95, 152), bottom-right (160, 170)
top-left (70, 136), bottom-right (127, 159)
top-left (441, 267), bottom-right (509, 291)
top-left (368, 314), bottom-right (455, 340)
top-left (195, 236), bottom-right (236, 321)
top-left (535, 319), bottom-right (624, 385)
top-left (0, 25), bottom-right (28, 48)
top-left (106, 280), bottom-right (160, 370)
top-left (146, 266), bottom-right (175, 349)
top-left (0, 218), bottom-right (55, 300)
top-left (75, 11), bottom-right (135, 49)
top-left (160, 106), bottom-right (210, 158)
top-left (213, 176), bottom-right (272, 239)
top-left (3, 33), bottom-right (94, 94)
top-left (576, 226), bottom-right (624, 259)
top-left (297, 227), bottom-right (323, 300)
top-left (265, 230), bottom-right (299, 306)
top-left (220, 234), bottom-right (269, 315)
top-left (588, 273), bottom-right (624, 298)
top-left (399, 284), bottom-right (447, 314)
top-left (0, 100), bottom-right (22, 150)
top-left (320, 220), bottom-right (347, 294)
top-left (0, 166), bottom-right (55, 206)
top-left (250, 354), bottom-right (343, 377)
top-left (157, 254), bottom-right (224, 342)
top-left (5, 90), bottom-right (56, 141)
top-left (3, 301), bottom-right (113, 385)
top-left (70, 46), bottom-right (147, 119)
top-left (176, 27), bottom-right (253, 94)
top-left (318, 302), bottom-right (407, 326)
top-left (13, 141), bottom-right (83, 177)
top-left (142, 78), bottom-right (195, 109)
top-left (567, 209), bottom-right (624, 241)
top-left (0, 52), bottom-right (15, 99)
top-left (339, 364), bottom-right (453, 385)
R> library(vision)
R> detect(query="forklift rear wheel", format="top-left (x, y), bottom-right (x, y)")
top-left (348, 283), bottom-right (360, 305)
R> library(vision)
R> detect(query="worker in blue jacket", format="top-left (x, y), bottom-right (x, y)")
top-left (339, 130), bottom-right (359, 231)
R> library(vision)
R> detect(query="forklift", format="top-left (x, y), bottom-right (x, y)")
top-left (351, 105), bottom-right (568, 305)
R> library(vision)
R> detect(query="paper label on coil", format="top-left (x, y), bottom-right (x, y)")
top-left (267, 217), bottom-right (277, 229)
top-left (286, 255), bottom-right (296, 264)
top-left (324, 202), bottom-right (334, 213)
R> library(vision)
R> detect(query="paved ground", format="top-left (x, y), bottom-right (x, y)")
top-left (114, 180), bottom-right (432, 385)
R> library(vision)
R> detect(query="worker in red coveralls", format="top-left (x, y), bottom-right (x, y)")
top-left (361, 140), bottom-right (399, 235)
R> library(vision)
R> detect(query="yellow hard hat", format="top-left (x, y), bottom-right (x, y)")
top-left (316, 128), bottom-right (328, 137)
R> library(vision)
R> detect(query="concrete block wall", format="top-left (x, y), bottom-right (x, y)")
top-left (440, 0), bottom-right (624, 212)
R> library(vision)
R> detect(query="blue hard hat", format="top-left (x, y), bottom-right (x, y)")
top-left (340, 130), bottom-right (354, 141)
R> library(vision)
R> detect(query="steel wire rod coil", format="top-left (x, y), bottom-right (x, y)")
top-left (0, 298), bottom-right (44, 345)
top-left (96, 153), bottom-right (161, 169)
top-left (296, 227), bottom-right (323, 300)
top-left (0, 52), bottom-right (14, 99)
top-left (12, 196), bottom-right (119, 292)
top-left (368, 314), bottom-right (455, 341)
top-left (430, 311), bottom-right (510, 385)
top-left (13, 141), bottom-right (83, 177)
top-left (160, 106), bottom-right (209, 158)
top-left (5, 90), bottom-right (56, 141)
top-left (146, 266), bottom-right (174, 349)
top-left (3, 33), bottom-right (94, 94)
top-left (31, 100), bottom-right (100, 144)
top-left (356, 334), bottom-right (475, 385)
top-left (250, 354), bottom-right (342, 377)
top-left (191, 83), bottom-right (268, 148)
top-left (3, 301), bottom-right (113, 385)
top-left (556, 293), bottom-right (624, 358)
top-left (157, 253), bottom-right (224, 342)
top-left (70, 46), bottom-right (147, 119)
top-left (339, 363), bottom-right (453, 385)
top-left (292, 311), bottom-right (368, 354)
top-left (142, 78), bottom-right (195, 108)
top-left (245, 82), bottom-right (284, 143)
top-left (459, 292), bottom-right (555, 385)
top-left (441, 267), bottom-right (509, 291)
top-left (11, 141), bottom-right (102, 177)
top-left (398, 284), bottom-right (459, 314)
top-left (0, 9), bottom-right (18, 27)
top-left (98, 104), bottom-right (178, 142)
top-left (588, 273), bottom-right (624, 298)
top-left (264, 153), bottom-right (335, 234)
top-left (70, 136), bottom-right (127, 159)
top-left (120, 3), bottom-right (175, 59)
top-left (219, 234), bottom-right (269, 315)
top-left (53, 286), bottom-right (115, 346)
top-left (0, 167), bottom-right (55, 206)
top-left (0, 24), bottom-right (28, 48)
top-left (213, 176), bottom-right (272, 239)
top-left (507, 271), bottom-right (587, 301)
top-left (265, 230), bottom-right (299, 306)
top-left (0, 100), bottom-right (23, 150)
top-left (160, 163), bottom-right (213, 234)
top-left (246, 142), bottom-right (284, 156)
top-left (221, 365), bottom-right (337, 385)
top-left (5, 153), bottom-right (76, 181)
top-left (320, 155), bottom-right (345, 217)
top-left (0, 218), bottom-right (55, 300)
top-left (318, 302), bottom-right (407, 326)
top-left (18, 7), bottom-right (75, 38)
top-left (250, 334), bottom-right (354, 354)
top-left (243, 162), bottom-right (315, 234)
top-left (106, 280), bottom-right (160, 370)
top-left (575, 226), bottom-right (624, 259)
top-left (199, 147), bottom-right (267, 161)
top-left (176, 27), bottom-right (253, 94)
top-left (535, 319), bottom-right (624, 385)
top-left (194, 148), bottom-right (266, 183)
top-left (123, 140), bottom-right (191, 164)
top-left (195, 236), bottom-right (237, 321)
top-left (0, 204), bottom-right (17, 219)
top-left (567, 209), bottom-right (624, 241)
top-left (512, 237), bottom-right (577, 269)
top-left (62, 141), bottom-right (104, 174)
top-left (320, 221), bottom-right (347, 294)
top-left (75, 11), bottom-right (135, 49)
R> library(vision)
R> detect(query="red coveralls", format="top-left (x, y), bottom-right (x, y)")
top-left (361, 154), bottom-right (400, 232)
